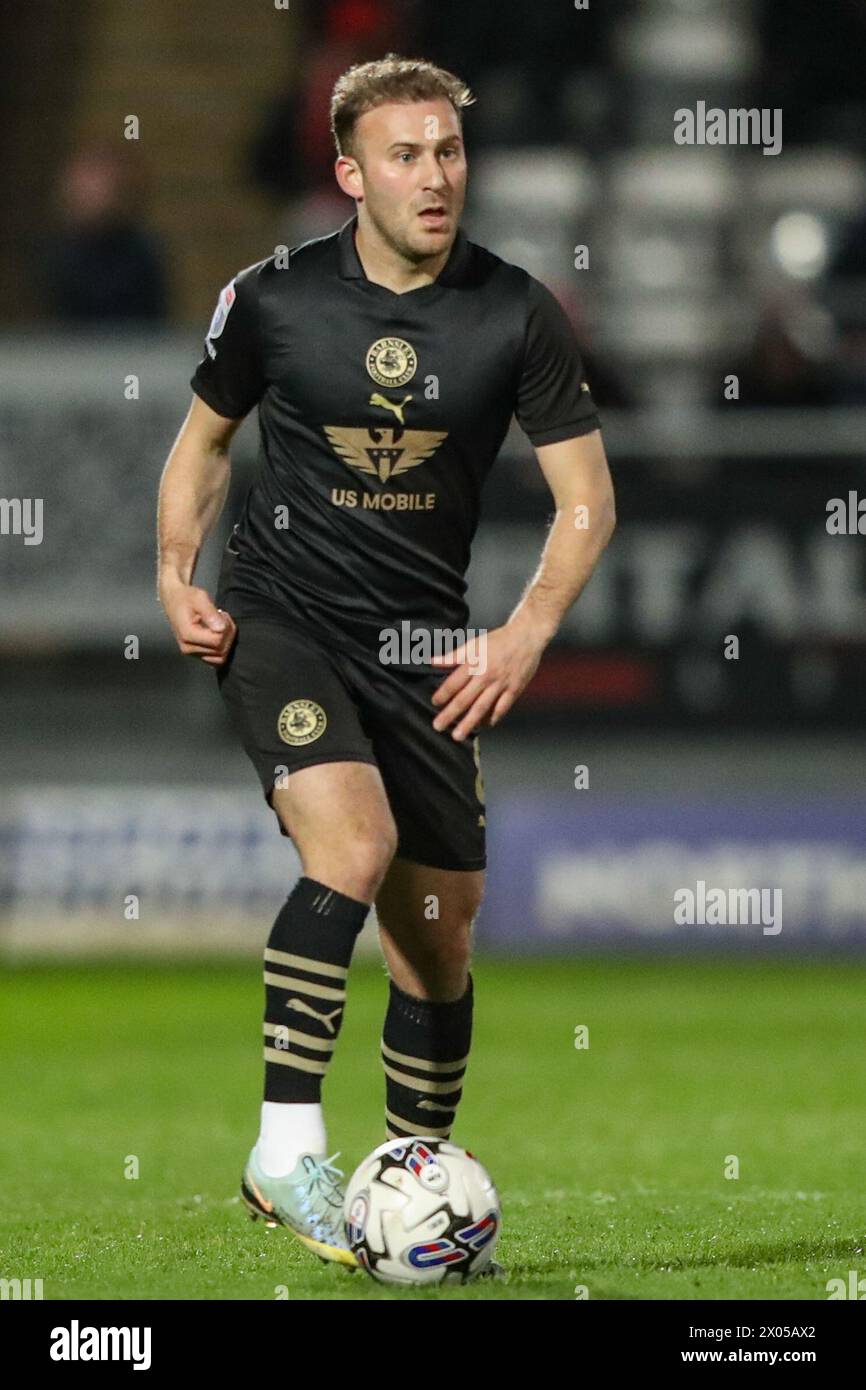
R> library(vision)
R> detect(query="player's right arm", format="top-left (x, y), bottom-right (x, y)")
top-left (157, 393), bottom-right (245, 667)
top-left (158, 263), bottom-right (267, 666)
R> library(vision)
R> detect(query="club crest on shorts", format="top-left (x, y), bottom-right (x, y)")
top-left (366, 336), bottom-right (417, 388)
top-left (277, 699), bottom-right (327, 746)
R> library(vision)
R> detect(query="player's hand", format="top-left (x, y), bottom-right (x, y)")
top-left (430, 618), bottom-right (548, 740)
top-left (159, 580), bottom-right (237, 666)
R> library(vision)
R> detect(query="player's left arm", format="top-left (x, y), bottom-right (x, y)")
top-left (431, 427), bottom-right (615, 740)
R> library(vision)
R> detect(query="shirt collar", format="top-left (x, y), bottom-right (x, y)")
top-left (337, 214), bottom-right (470, 288)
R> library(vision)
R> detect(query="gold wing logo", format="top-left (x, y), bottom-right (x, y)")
top-left (323, 425), bottom-right (447, 483)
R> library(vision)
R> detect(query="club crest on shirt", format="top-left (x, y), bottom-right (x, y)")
top-left (277, 699), bottom-right (327, 746)
top-left (206, 280), bottom-right (237, 344)
top-left (366, 336), bottom-right (417, 388)
top-left (323, 425), bottom-right (447, 483)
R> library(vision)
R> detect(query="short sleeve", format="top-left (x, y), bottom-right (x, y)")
top-left (189, 263), bottom-right (266, 419)
top-left (515, 278), bottom-right (601, 446)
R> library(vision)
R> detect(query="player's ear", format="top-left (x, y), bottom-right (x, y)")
top-left (335, 155), bottom-right (363, 201)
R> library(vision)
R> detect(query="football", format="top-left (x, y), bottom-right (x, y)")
top-left (344, 1136), bottom-right (501, 1285)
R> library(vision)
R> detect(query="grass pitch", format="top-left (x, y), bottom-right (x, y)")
top-left (0, 956), bottom-right (863, 1300)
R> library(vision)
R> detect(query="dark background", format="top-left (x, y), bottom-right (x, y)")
top-left (1, 0), bottom-right (864, 950)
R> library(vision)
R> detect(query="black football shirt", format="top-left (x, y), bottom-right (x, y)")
top-left (190, 214), bottom-right (600, 668)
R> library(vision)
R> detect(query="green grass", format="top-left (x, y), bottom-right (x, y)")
top-left (1, 957), bottom-right (864, 1300)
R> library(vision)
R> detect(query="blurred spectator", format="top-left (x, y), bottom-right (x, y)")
top-left (734, 299), bottom-right (838, 408)
top-left (46, 146), bottom-right (168, 325)
top-left (832, 215), bottom-right (866, 279)
top-left (826, 213), bottom-right (866, 402)
top-left (249, 0), bottom-right (406, 207)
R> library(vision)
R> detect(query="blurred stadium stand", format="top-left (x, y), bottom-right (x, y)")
top-left (2, 0), bottom-right (865, 957)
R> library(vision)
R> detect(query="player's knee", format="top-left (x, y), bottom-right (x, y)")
top-left (351, 823), bottom-right (399, 887)
top-left (437, 934), bottom-right (472, 980)
top-left (448, 882), bottom-right (484, 932)
top-left (406, 935), bottom-right (473, 1001)
top-left (420, 913), bottom-right (474, 966)
top-left (466, 882), bottom-right (485, 923)
top-left (305, 820), bottom-right (398, 902)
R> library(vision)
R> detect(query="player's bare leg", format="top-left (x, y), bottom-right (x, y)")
top-left (376, 858), bottom-right (483, 1001)
top-left (241, 760), bottom-right (397, 1265)
top-left (375, 858), bottom-right (483, 1142)
top-left (271, 760), bottom-right (398, 902)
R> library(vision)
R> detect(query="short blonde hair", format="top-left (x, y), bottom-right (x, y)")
top-left (330, 53), bottom-right (475, 160)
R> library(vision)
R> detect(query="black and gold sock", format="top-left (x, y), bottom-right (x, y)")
top-left (381, 975), bottom-right (473, 1141)
top-left (263, 877), bottom-right (369, 1103)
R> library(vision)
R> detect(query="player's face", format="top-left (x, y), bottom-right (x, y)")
top-left (351, 100), bottom-right (467, 263)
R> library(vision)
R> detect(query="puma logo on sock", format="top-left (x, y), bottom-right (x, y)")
top-left (286, 997), bottom-right (343, 1034)
top-left (417, 1098), bottom-right (456, 1114)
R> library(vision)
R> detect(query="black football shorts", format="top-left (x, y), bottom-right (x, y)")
top-left (215, 612), bottom-right (486, 872)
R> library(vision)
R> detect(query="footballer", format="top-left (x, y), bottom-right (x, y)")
top-left (157, 54), bottom-right (615, 1268)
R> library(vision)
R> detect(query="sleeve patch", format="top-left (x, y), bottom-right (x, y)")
top-left (206, 281), bottom-right (237, 343)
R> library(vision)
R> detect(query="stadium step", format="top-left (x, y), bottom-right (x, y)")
top-left (67, 0), bottom-right (295, 321)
